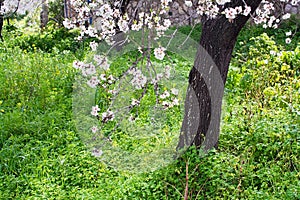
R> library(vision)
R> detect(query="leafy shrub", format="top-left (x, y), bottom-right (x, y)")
top-left (17, 28), bottom-right (80, 53)
top-left (3, 25), bottom-right (86, 58)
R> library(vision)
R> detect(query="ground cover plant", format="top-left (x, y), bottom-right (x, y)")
top-left (0, 21), bottom-right (299, 199)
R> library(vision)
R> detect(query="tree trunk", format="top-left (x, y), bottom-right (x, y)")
top-left (177, 0), bottom-right (262, 152)
top-left (0, 1), bottom-right (4, 41)
top-left (0, 15), bottom-right (3, 41)
top-left (40, 0), bottom-right (49, 29)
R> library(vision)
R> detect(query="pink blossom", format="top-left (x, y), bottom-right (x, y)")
top-left (91, 126), bottom-right (98, 133)
top-left (87, 76), bottom-right (100, 88)
top-left (91, 105), bottom-right (100, 116)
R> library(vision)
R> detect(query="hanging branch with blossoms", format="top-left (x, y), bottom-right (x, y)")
top-left (66, 0), bottom-right (299, 159)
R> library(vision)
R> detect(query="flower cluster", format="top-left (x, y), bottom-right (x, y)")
top-left (128, 68), bottom-right (147, 89)
top-left (192, 0), bottom-right (253, 20)
top-left (253, 0), bottom-right (300, 29)
top-left (90, 41), bottom-right (98, 51)
top-left (63, 1), bottom-right (125, 42)
top-left (94, 55), bottom-right (110, 70)
top-left (64, 0), bottom-right (176, 43)
top-left (102, 110), bottom-right (115, 123)
top-left (196, 0), bottom-right (220, 19)
top-left (87, 76), bottom-right (100, 88)
top-left (188, 0), bottom-right (300, 26)
top-left (89, 73), bottom-right (115, 89)
top-left (159, 88), bottom-right (180, 109)
top-left (131, 9), bottom-right (173, 40)
top-left (73, 61), bottom-right (96, 76)
top-left (224, 5), bottom-right (251, 20)
top-left (117, 14), bottom-right (129, 33)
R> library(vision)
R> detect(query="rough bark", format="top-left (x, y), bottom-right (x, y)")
top-left (40, 0), bottom-right (49, 29)
top-left (178, 0), bottom-right (262, 151)
top-left (0, 16), bottom-right (3, 41)
top-left (0, 1), bottom-right (4, 41)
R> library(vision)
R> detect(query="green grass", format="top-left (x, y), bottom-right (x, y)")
top-left (0, 23), bottom-right (299, 199)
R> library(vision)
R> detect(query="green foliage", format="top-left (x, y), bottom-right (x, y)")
top-left (2, 25), bottom-right (85, 58)
top-left (0, 23), bottom-right (299, 199)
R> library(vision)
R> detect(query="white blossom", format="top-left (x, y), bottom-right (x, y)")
top-left (160, 91), bottom-right (170, 99)
top-left (90, 41), bottom-right (98, 51)
top-left (282, 13), bottom-right (291, 20)
top-left (172, 98), bottom-right (179, 106)
top-left (107, 75), bottom-right (115, 84)
top-left (185, 1), bottom-right (193, 7)
top-left (243, 6), bottom-right (251, 16)
top-left (235, 6), bottom-right (243, 14)
top-left (162, 101), bottom-right (170, 109)
top-left (224, 7), bottom-right (237, 20)
top-left (216, 0), bottom-right (230, 5)
top-left (163, 19), bottom-right (172, 28)
top-left (171, 88), bottom-right (179, 96)
top-left (286, 31), bottom-right (292, 36)
top-left (99, 74), bottom-right (106, 81)
top-left (118, 18), bottom-right (129, 33)
top-left (63, 19), bottom-right (74, 29)
top-left (131, 99), bottom-right (140, 106)
top-left (132, 23), bottom-right (143, 31)
top-left (154, 47), bottom-right (166, 60)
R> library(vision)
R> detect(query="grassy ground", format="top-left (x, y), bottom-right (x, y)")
top-left (0, 23), bottom-right (299, 199)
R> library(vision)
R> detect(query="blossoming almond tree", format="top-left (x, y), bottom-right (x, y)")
top-left (66, 0), bottom-right (299, 161)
